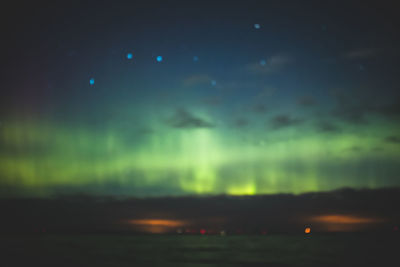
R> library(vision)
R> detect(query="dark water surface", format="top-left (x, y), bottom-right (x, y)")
top-left (1, 234), bottom-right (398, 266)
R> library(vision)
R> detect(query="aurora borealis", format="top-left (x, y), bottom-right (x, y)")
top-left (1, 1), bottom-right (400, 198)
top-left (1, 115), bottom-right (400, 197)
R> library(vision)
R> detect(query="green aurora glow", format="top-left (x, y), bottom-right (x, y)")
top-left (1, 112), bottom-right (399, 197)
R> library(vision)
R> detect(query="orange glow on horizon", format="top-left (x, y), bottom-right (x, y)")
top-left (311, 215), bottom-right (384, 224)
top-left (309, 214), bottom-right (385, 232)
top-left (127, 219), bottom-right (185, 227)
top-left (125, 219), bottom-right (186, 234)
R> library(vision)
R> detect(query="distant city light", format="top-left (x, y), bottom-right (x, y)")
top-left (200, 229), bottom-right (206, 235)
top-left (128, 219), bottom-right (184, 227)
top-left (126, 53), bottom-right (133, 59)
top-left (89, 78), bottom-right (95, 85)
top-left (260, 59), bottom-right (267, 66)
top-left (311, 214), bottom-right (382, 224)
top-left (254, 23), bottom-right (261, 29)
top-left (305, 227), bottom-right (311, 234)
top-left (193, 56), bottom-right (199, 62)
top-left (211, 80), bottom-right (217, 86)
top-left (262, 230), bottom-right (268, 235)
top-left (156, 56), bottom-right (163, 62)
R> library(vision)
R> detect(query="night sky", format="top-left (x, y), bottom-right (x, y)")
top-left (1, 0), bottom-right (400, 198)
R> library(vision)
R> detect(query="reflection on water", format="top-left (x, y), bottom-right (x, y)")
top-left (1, 234), bottom-right (398, 266)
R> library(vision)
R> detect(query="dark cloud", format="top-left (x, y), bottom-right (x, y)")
top-left (316, 121), bottom-right (341, 133)
top-left (252, 103), bottom-right (268, 113)
top-left (379, 98), bottom-right (400, 117)
top-left (297, 96), bottom-right (317, 107)
top-left (135, 127), bottom-right (154, 135)
top-left (334, 109), bottom-right (369, 124)
top-left (202, 96), bottom-right (222, 106)
top-left (269, 114), bottom-right (304, 129)
top-left (331, 93), bottom-right (374, 124)
top-left (166, 109), bottom-right (215, 129)
top-left (384, 136), bottom-right (400, 144)
top-left (246, 54), bottom-right (292, 75)
top-left (332, 92), bottom-right (400, 124)
top-left (233, 118), bottom-right (249, 128)
top-left (346, 146), bottom-right (363, 152)
top-left (182, 74), bottom-right (212, 87)
top-left (371, 146), bottom-right (384, 152)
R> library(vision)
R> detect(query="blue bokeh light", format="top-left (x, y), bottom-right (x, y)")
top-left (89, 78), bottom-right (95, 85)
top-left (126, 53), bottom-right (133, 59)
top-left (156, 56), bottom-right (163, 62)
top-left (211, 80), bottom-right (217, 86)
top-left (254, 24), bottom-right (261, 29)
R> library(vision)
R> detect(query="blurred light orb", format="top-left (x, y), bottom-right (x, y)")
top-left (89, 78), bottom-right (95, 85)
top-left (211, 80), bottom-right (217, 86)
top-left (305, 227), bottom-right (311, 234)
top-left (193, 56), bottom-right (199, 62)
top-left (126, 53), bottom-right (133, 59)
top-left (260, 59), bottom-right (267, 66)
top-left (156, 56), bottom-right (163, 62)
top-left (254, 23), bottom-right (261, 29)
